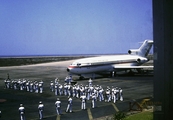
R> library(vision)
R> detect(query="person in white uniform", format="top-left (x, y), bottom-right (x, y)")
top-left (88, 78), bottom-right (93, 87)
top-left (119, 88), bottom-right (123, 101)
top-left (91, 93), bottom-right (96, 108)
top-left (66, 96), bottom-right (73, 113)
top-left (39, 80), bottom-right (44, 93)
top-left (18, 104), bottom-right (25, 120)
top-left (38, 101), bottom-right (44, 119)
top-left (80, 93), bottom-right (87, 110)
top-left (55, 98), bottom-right (61, 115)
top-left (50, 81), bottom-right (54, 92)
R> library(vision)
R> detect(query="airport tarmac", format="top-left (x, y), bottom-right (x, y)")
top-left (0, 60), bottom-right (153, 120)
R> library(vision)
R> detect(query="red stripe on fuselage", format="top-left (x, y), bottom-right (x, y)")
top-left (68, 66), bottom-right (79, 68)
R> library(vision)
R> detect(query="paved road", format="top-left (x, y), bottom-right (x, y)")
top-left (0, 60), bottom-right (153, 120)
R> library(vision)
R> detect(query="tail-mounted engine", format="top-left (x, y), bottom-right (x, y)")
top-left (137, 58), bottom-right (141, 63)
top-left (136, 58), bottom-right (148, 63)
top-left (128, 49), bottom-right (140, 55)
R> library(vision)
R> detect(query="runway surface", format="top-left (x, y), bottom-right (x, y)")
top-left (0, 60), bottom-right (153, 120)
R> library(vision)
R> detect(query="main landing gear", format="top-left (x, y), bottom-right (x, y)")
top-left (79, 76), bottom-right (85, 80)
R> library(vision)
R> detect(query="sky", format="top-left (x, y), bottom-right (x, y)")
top-left (0, 0), bottom-right (153, 56)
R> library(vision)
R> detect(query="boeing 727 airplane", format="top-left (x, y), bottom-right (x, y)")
top-left (67, 40), bottom-right (153, 79)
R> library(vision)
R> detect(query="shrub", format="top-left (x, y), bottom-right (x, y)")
top-left (112, 111), bottom-right (126, 120)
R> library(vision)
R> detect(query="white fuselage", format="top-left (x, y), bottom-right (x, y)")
top-left (67, 54), bottom-right (148, 75)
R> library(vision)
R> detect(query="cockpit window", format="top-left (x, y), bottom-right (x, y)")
top-left (77, 63), bottom-right (81, 66)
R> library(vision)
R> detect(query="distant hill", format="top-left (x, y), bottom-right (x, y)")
top-left (0, 56), bottom-right (86, 67)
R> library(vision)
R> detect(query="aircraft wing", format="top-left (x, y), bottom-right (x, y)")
top-left (112, 65), bottom-right (153, 69)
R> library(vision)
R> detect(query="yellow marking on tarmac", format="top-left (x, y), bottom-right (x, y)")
top-left (87, 108), bottom-right (93, 120)
top-left (31, 103), bottom-right (120, 120)
top-left (30, 114), bottom-right (59, 120)
top-left (112, 103), bottom-right (119, 112)
top-left (56, 115), bottom-right (60, 120)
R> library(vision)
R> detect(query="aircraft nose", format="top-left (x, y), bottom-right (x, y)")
top-left (67, 68), bottom-right (70, 72)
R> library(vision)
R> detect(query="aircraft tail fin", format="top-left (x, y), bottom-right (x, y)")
top-left (128, 40), bottom-right (153, 57)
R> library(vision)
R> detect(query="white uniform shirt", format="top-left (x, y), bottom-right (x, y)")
top-left (38, 104), bottom-right (44, 110)
top-left (55, 101), bottom-right (61, 107)
top-left (19, 106), bottom-right (25, 114)
top-left (80, 95), bottom-right (86, 103)
top-left (68, 98), bottom-right (72, 104)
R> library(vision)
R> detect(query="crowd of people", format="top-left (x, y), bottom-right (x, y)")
top-left (4, 78), bottom-right (44, 93)
top-left (50, 77), bottom-right (123, 104)
top-left (3, 75), bottom-right (123, 120)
